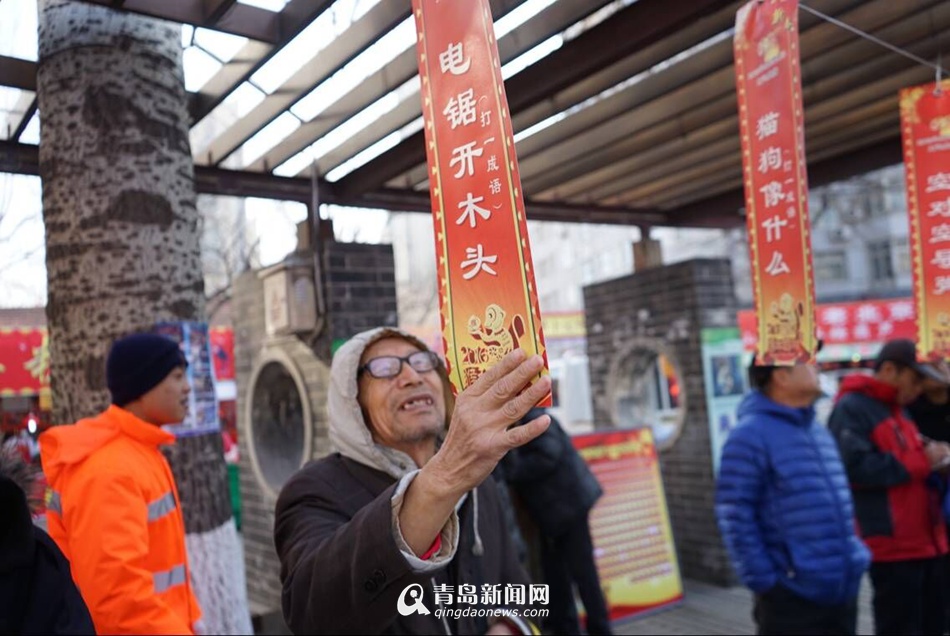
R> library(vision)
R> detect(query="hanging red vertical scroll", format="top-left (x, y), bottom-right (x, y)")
top-left (412, 0), bottom-right (550, 403)
top-left (901, 78), bottom-right (950, 360)
top-left (735, 0), bottom-right (818, 364)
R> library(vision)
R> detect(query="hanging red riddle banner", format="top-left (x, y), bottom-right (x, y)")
top-left (735, 0), bottom-right (818, 364)
top-left (412, 0), bottom-right (550, 403)
top-left (901, 78), bottom-right (950, 360)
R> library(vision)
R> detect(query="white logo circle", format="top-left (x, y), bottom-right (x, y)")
top-left (397, 583), bottom-right (431, 616)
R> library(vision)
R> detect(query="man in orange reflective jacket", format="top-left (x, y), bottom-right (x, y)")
top-left (40, 333), bottom-right (202, 635)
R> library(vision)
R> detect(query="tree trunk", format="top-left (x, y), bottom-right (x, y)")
top-left (36, 1), bottom-right (251, 632)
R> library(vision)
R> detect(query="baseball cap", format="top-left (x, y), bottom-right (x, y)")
top-left (874, 339), bottom-right (949, 383)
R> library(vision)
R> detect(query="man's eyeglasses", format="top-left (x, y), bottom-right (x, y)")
top-left (358, 350), bottom-right (441, 379)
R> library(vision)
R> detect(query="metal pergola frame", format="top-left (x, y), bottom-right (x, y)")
top-left (0, 0), bottom-right (941, 229)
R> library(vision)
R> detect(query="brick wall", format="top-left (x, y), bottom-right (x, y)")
top-left (233, 241), bottom-right (399, 620)
top-left (325, 241), bottom-right (399, 347)
top-left (583, 258), bottom-right (738, 585)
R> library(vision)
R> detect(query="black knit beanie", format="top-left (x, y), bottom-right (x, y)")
top-left (107, 333), bottom-right (188, 407)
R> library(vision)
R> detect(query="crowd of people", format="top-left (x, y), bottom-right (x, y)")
top-left (717, 338), bottom-right (950, 636)
top-left (4, 327), bottom-right (950, 635)
top-left (1, 328), bottom-right (611, 635)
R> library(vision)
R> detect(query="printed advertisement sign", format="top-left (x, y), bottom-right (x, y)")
top-left (412, 0), bottom-right (549, 404)
top-left (154, 321), bottom-right (220, 437)
top-left (573, 428), bottom-right (683, 622)
top-left (735, 0), bottom-right (818, 365)
top-left (900, 78), bottom-right (950, 359)
top-left (701, 328), bottom-right (748, 475)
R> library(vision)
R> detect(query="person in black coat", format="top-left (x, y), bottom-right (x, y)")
top-left (502, 408), bottom-right (612, 635)
top-left (0, 447), bottom-right (94, 635)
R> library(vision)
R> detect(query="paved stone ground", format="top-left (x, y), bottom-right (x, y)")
top-left (615, 578), bottom-right (875, 636)
top-left (249, 576), bottom-right (877, 635)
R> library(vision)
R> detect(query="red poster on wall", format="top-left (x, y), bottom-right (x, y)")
top-left (412, 0), bottom-right (549, 404)
top-left (901, 78), bottom-right (950, 359)
top-left (210, 327), bottom-right (235, 381)
top-left (735, 0), bottom-right (818, 365)
top-left (0, 328), bottom-right (49, 395)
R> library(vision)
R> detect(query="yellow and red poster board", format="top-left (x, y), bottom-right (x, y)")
top-left (901, 78), bottom-right (950, 359)
top-left (735, 0), bottom-right (818, 364)
top-left (573, 428), bottom-right (683, 622)
top-left (0, 328), bottom-right (49, 396)
top-left (412, 0), bottom-right (549, 404)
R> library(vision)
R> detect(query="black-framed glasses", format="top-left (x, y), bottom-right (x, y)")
top-left (358, 350), bottom-right (441, 379)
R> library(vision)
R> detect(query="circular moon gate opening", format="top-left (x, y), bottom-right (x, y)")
top-left (611, 344), bottom-right (686, 450)
top-left (249, 361), bottom-right (307, 491)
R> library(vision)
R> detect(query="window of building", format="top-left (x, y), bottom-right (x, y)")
top-left (893, 238), bottom-right (911, 276)
top-left (868, 240), bottom-right (894, 280)
top-left (813, 251), bottom-right (848, 281)
top-left (885, 189), bottom-right (907, 216)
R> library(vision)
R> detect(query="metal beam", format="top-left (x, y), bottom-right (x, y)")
top-left (189, 0), bottom-right (336, 123)
top-left (0, 140), bottom-right (40, 176)
top-left (0, 141), bottom-right (669, 225)
top-left (194, 165), bottom-right (670, 224)
top-left (0, 59), bottom-right (224, 129)
top-left (664, 136), bottom-right (903, 228)
top-left (76, 0), bottom-right (282, 43)
top-left (287, 0), bottom-right (615, 177)
top-left (333, 0), bottom-right (738, 198)
top-left (348, 188), bottom-right (670, 226)
top-left (0, 137), bottom-right (902, 228)
top-left (202, 0), bottom-right (239, 25)
top-left (12, 99), bottom-right (38, 142)
top-left (205, 0), bottom-right (411, 168)
top-left (0, 56), bottom-right (37, 92)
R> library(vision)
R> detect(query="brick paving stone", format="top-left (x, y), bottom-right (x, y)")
top-left (615, 578), bottom-right (875, 635)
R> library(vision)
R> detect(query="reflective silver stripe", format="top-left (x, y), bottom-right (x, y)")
top-left (146, 492), bottom-right (176, 522)
top-left (153, 564), bottom-right (187, 594)
top-left (47, 490), bottom-right (62, 515)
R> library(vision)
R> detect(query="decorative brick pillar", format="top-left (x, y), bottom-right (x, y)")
top-left (324, 241), bottom-right (399, 350)
top-left (583, 258), bottom-right (738, 585)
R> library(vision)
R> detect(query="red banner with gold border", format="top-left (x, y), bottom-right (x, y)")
top-left (901, 79), bottom-right (950, 360)
top-left (573, 428), bottom-right (683, 622)
top-left (735, 0), bottom-right (817, 364)
top-left (412, 0), bottom-right (549, 402)
top-left (738, 298), bottom-right (918, 349)
top-left (0, 328), bottom-right (49, 395)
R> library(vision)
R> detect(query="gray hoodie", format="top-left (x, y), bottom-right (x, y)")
top-left (327, 326), bottom-right (454, 481)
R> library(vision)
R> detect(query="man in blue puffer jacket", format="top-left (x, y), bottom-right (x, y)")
top-left (715, 356), bottom-right (870, 635)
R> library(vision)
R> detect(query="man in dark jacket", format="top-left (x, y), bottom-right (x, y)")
top-left (274, 327), bottom-right (551, 635)
top-left (0, 447), bottom-right (95, 635)
top-left (907, 359), bottom-right (950, 629)
top-left (716, 357), bottom-right (870, 635)
top-left (502, 409), bottom-right (611, 635)
top-left (829, 339), bottom-right (950, 635)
